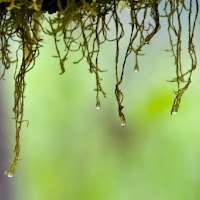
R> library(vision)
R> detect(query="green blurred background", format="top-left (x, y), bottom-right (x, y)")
top-left (1, 7), bottom-right (200, 200)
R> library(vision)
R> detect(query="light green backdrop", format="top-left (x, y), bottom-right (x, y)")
top-left (2, 7), bottom-right (200, 200)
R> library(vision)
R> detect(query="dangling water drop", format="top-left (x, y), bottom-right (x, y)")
top-left (171, 110), bottom-right (177, 115)
top-left (96, 102), bottom-right (101, 110)
top-left (72, 41), bottom-right (76, 45)
top-left (5, 171), bottom-right (14, 178)
top-left (120, 116), bottom-right (126, 127)
top-left (121, 121), bottom-right (125, 127)
top-left (171, 108), bottom-right (178, 115)
top-left (134, 64), bottom-right (139, 72)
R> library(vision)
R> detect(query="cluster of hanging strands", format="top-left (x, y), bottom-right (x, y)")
top-left (0, 0), bottom-right (198, 177)
top-left (164, 0), bottom-right (199, 114)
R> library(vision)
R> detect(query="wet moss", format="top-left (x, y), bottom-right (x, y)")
top-left (0, 0), bottom-right (198, 176)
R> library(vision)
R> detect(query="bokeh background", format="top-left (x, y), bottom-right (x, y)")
top-left (1, 5), bottom-right (200, 200)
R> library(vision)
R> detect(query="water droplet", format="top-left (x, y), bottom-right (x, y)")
top-left (171, 108), bottom-right (178, 115)
top-left (171, 110), bottom-right (177, 115)
top-left (120, 116), bottom-right (126, 127)
top-left (96, 102), bottom-right (101, 110)
top-left (121, 121), bottom-right (125, 127)
top-left (72, 42), bottom-right (76, 45)
top-left (5, 171), bottom-right (13, 178)
top-left (134, 65), bottom-right (139, 72)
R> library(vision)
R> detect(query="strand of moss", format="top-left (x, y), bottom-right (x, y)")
top-left (4, 6), bottom-right (41, 177)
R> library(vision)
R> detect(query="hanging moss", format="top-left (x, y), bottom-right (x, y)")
top-left (0, 0), bottom-right (199, 177)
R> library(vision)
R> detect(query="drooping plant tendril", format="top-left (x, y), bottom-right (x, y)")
top-left (0, 0), bottom-right (198, 176)
top-left (3, 6), bottom-right (42, 177)
top-left (164, 0), bottom-right (199, 114)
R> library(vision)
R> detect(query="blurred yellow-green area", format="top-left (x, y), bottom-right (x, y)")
top-left (1, 9), bottom-right (200, 200)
